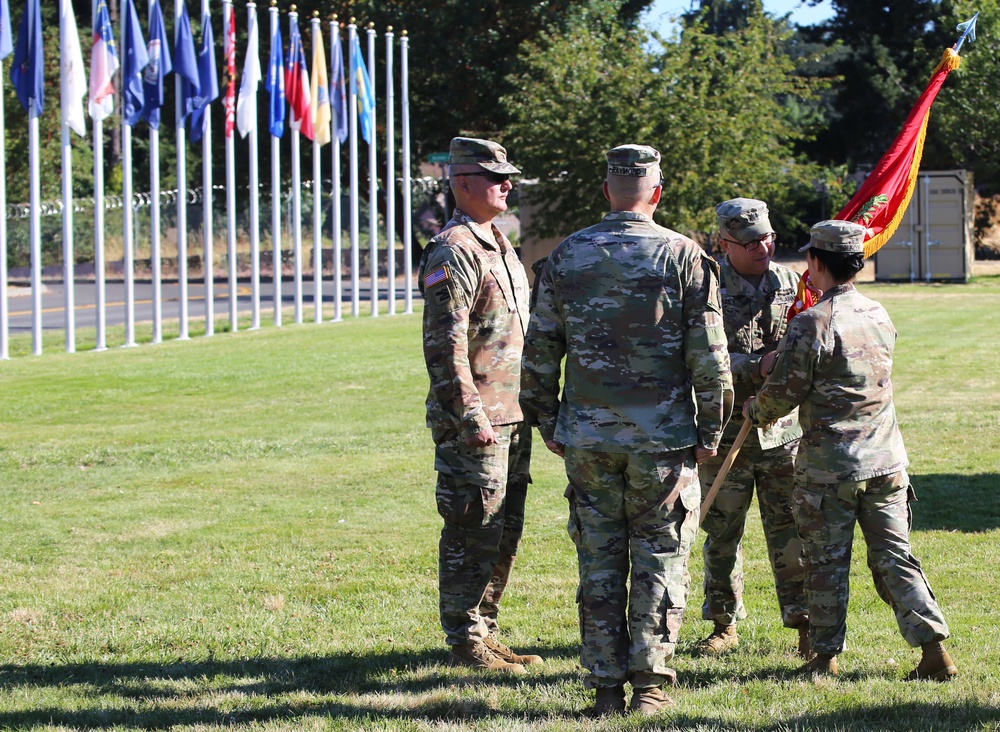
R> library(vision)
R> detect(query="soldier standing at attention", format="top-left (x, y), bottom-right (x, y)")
top-left (745, 220), bottom-right (957, 681)
top-left (695, 199), bottom-right (809, 658)
top-left (521, 145), bottom-right (733, 715)
top-left (419, 137), bottom-right (541, 674)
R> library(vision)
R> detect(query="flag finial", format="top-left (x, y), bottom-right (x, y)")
top-left (387, 25), bottom-right (393, 32)
top-left (954, 12), bottom-right (979, 53)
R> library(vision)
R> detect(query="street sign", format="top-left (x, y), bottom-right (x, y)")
top-left (427, 152), bottom-right (449, 164)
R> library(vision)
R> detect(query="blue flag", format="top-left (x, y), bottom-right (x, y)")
top-left (265, 19), bottom-right (284, 138)
top-left (0, 0), bottom-right (13, 60)
top-left (140, 0), bottom-right (172, 129)
top-left (330, 22), bottom-right (347, 144)
top-left (349, 33), bottom-right (374, 144)
top-left (175, 1), bottom-right (200, 127)
top-left (188, 12), bottom-right (218, 142)
top-left (10, 0), bottom-right (42, 117)
top-left (121, 0), bottom-right (149, 126)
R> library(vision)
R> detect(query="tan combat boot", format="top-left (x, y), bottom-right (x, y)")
top-left (906, 641), bottom-right (957, 682)
top-left (592, 685), bottom-right (626, 717)
top-left (797, 653), bottom-right (839, 677)
top-left (694, 622), bottom-right (738, 656)
top-left (484, 634), bottom-right (543, 665)
top-left (629, 685), bottom-right (674, 715)
top-left (449, 641), bottom-right (526, 674)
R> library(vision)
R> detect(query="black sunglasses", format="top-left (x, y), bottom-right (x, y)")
top-left (456, 171), bottom-right (512, 184)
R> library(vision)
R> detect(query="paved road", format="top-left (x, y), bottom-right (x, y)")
top-left (6, 277), bottom-right (419, 334)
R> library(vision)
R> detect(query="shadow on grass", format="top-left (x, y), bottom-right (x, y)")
top-left (0, 645), bottom-right (584, 728)
top-left (909, 473), bottom-right (1000, 532)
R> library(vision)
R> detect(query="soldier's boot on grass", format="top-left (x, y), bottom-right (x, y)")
top-left (906, 641), bottom-right (957, 682)
top-left (484, 634), bottom-right (543, 666)
top-left (449, 641), bottom-right (526, 674)
top-left (592, 685), bottom-right (626, 717)
top-left (695, 622), bottom-right (738, 656)
top-left (629, 686), bottom-right (674, 715)
top-left (797, 653), bottom-right (839, 677)
top-left (796, 621), bottom-right (814, 660)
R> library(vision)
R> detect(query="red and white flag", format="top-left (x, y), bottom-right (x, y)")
top-left (223, 2), bottom-right (236, 137)
top-left (284, 11), bottom-right (313, 140)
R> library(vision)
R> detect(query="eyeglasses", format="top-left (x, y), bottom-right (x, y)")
top-left (722, 232), bottom-right (775, 253)
top-left (456, 171), bottom-right (512, 185)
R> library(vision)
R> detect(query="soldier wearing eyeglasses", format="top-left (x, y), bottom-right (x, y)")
top-left (418, 137), bottom-right (540, 674)
top-left (693, 197), bottom-right (809, 658)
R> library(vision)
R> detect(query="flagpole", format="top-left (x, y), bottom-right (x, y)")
top-left (60, 0), bottom-right (77, 353)
top-left (400, 29), bottom-right (413, 314)
top-left (202, 0), bottom-right (215, 338)
top-left (94, 117), bottom-right (108, 350)
top-left (366, 23), bottom-right (378, 318)
top-left (0, 69), bottom-right (7, 360)
top-left (247, 1), bottom-right (261, 330)
top-left (224, 0), bottom-right (238, 332)
top-left (176, 0), bottom-right (191, 341)
top-left (121, 1), bottom-right (136, 348)
top-left (269, 0), bottom-right (282, 327)
top-left (28, 111), bottom-right (41, 355)
top-left (330, 15), bottom-right (343, 322)
top-left (348, 18), bottom-right (359, 318)
top-left (290, 6), bottom-right (303, 325)
top-left (385, 26), bottom-right (395, 316)
top-left (311, 11), bottom-right (323, 324)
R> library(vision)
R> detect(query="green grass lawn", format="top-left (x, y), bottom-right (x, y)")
top-left (0, 279), bottom-right (998, 731)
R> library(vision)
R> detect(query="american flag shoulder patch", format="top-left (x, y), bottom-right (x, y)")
top-left (425, 266), bottom-right (449, 287)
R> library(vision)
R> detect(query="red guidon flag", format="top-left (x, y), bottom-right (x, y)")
top-left (835, 48), bottom-right (962, 257)
top-left (787, 16), bottom-right (976, 322)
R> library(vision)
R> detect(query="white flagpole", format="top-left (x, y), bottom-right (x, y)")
top-left (269, 1), bottom-right (281, 327)
top-left (94, 119), bottom-right (108, 350)
top-left (202, 0), bottom-right (215, 337)
top-left (290, 7), bottom-right (303, 325)
top-left (247, 1), bottom-right (261, 330)
top-left (330, 15), bottom-right (342, 322)
top-left (60, 0), bottom-right (77, 353)
top-left (311, 13), bottom-right (323, 325)
top-left (348, 18), bottom-right (359, 318)
top-left (224, 0), bottom-right (238, 331)
top-left (0, 64), bottom-right (7, 358)
top-left (176, 0), bottom-right (190, 340)
top-left (400, 30), bottom-right (413, 314)
top-left (385, 26), bottom-right (395, 315)
top-left (150, 132), bottom-right (163, 342)
top-left (121, 6), bottom-right (137, 348)
top-left (366, 23), bottom-right (378, 318)
top-left (28, 113), bottom-right (42, 355)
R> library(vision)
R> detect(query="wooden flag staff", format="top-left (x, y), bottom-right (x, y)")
top-left (699, 419), bottom-right (753, 527)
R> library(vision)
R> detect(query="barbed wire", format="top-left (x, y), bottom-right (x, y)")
top-left (6, 176), bottom-right (443, 221)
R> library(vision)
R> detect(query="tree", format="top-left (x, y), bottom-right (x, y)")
top-left (503, 3), bottom-right (838, 244)
top-left (935, 0), bottom-right (1000, 193)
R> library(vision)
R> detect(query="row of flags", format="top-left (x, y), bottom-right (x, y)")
top-left (5, 0), bottom-right (373, 145)
top-left (2, 0), bottom-right (413, 358)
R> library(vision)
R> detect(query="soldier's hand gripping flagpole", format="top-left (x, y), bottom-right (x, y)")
top-left (699, 419), bottom-right (752, 527)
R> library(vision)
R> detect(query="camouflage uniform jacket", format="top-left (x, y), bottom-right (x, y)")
top-left (719, 259), bottom-right (802, 450)
top-left (521, 211), bottom-right (733, 453)
top-left (747, 283), bottom-right (908, 483)
top-left (419, 209), bottom-right (530, 439)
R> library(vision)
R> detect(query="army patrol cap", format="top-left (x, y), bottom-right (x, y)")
top-left (800, 219), bottom-right (867, 254)
top-left (716, 198), bottom-right (773, 243)
top-left (606, 144), bottom-right (661, 178)
top-left (449, 137), bottom-right (520, 174)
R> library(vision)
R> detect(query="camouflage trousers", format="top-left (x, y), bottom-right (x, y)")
top-left (433, 422), bottom-right (531, 645)
top-left (564, 446), bottom-right (700, 689)
top-left (699, 435), bottom-right (807, 627)
top-left (793, 471), bottom-right (950, 655)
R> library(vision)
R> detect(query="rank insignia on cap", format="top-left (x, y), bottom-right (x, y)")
top-left (425, 266), bottom-right (450, 288)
